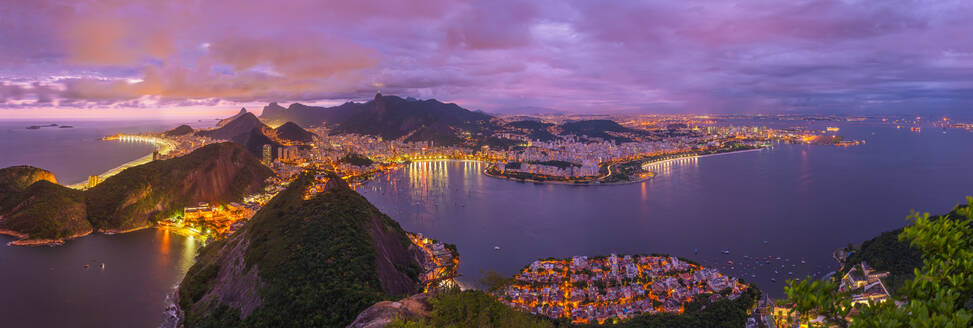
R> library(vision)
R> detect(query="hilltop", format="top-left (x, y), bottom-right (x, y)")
top-left (0, 166), bottom-right (91, 244)
top-left (85, 142), bottom-right (273, 232)
top-left (217, 108), bottom-right (250, 127)
top-left (273, 121), bottom-right (316, 143)
top-left (177, 175), bottom-right (426, 327)
top-left (164, 125), bottom-right (194, 137)
top-left (260, 93), bottom-right (496, 146)
top-left (196, 112), bottom-right (273, 141)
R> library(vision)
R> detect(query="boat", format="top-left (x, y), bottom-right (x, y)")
top-left (83, 264), bottom-right (89, 269)
top-left (100, 263), bottom-right (105, 269)
top-left (493, 246), bottom-right (501, 251)
top-left (721, 250), bottom-right (730, 254)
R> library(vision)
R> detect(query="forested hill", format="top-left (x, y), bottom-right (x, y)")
top-left (177, 174), bottom-right (427, 327)
top-left (0, 166), bottom-right (91, 242)
top-left (85, 142), bottom-right (272, 232)
top-left (841, 199), bottom-right (972, 294)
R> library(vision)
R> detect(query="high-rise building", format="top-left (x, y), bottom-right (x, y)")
top-left (262, 144), bottom-right (273, 165)
top-left (152, 150), bottom-right (160, 161)
top-left (87, 175), bottom-right (99, 189)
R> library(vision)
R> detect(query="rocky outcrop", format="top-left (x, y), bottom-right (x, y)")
top-left (85, 142), bottom-right (272, 231)
top-left (346, 293), bottom-right (433, 328)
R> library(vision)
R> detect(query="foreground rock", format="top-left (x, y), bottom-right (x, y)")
top-left (347, 293), bottom-right (432, 328)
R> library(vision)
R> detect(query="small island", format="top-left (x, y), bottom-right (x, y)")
top-left (25, 123), bottom-right (58, 129)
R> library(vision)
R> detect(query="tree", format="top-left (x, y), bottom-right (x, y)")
top-left (783, 197), bottom-right (973, 327)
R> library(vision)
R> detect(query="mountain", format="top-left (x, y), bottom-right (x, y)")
top-left (177, 174), bottom-right (426, 327)
top-left (273, 122), bottom-right (316, 143)
top-left (196, 112), bottom-right (272, 140)
top-left (164, 124), bottom-right (194, 137)
top-left (230, 127), bottom-right (282, 159)
top-left (260, 93), bottom-right (496, 145)
top-left (506, 120), bottom-right (558, 141)
top-left (217, 108), bottom-right (249, 127)
top-left (85, 142), bottom-right (273, 232)
top-left (0, 166), bottom-right (91, 244)
top-left (559, 119), bottom-right (644, 143)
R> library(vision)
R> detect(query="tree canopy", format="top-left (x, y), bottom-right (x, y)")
top-left (783, 197), bottom-right (973, 327)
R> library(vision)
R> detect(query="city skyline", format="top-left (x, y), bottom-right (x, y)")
top-left (2, 0), bottom-right (973, 118)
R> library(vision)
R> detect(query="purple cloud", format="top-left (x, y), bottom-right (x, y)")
top-left (0, 0), bottom-right (972, 115)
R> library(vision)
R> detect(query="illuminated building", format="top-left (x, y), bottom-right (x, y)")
top-left (87, 175), bottom-right (99, 189)
top-left (262, 144), bottom-right (273, 165)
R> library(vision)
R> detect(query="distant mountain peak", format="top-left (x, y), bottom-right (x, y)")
top-left (259, 93), bottom-right (495, 146)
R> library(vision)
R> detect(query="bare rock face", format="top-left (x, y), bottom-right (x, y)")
top-left (346, 293), bottom-right (433, 328)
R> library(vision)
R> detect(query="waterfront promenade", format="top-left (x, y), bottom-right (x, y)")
top-left (67, 135), bottom-right (175, 189)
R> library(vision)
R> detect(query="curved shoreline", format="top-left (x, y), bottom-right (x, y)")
top-left (66, 136), bottom-right (173, 189)
top-left (480, 147), bottom-right (768, 186)
top-left (1, 228), bottom-right (93, 246)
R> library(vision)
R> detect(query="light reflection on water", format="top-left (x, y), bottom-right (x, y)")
top-left (359, 126), bottom-right (973, 298)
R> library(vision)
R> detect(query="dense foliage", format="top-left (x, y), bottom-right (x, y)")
top-left (180, 175), bottom-right (422, 328)
top-left (784, 197), bottom-right (973, 327)
top-left (0, 180), bottom-right (90, 239)
top-left (841, 229), bottom-right (922, 294)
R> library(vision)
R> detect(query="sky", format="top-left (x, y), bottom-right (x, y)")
top-left (1, 0), bottom-right (972, 117)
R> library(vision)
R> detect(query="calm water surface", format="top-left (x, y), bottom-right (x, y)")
top-left (0, 119), bottom-right (216, 185)
top-left (357, 124), bottom-right (973, 298)
top-left (0, 229), bottom-right (201, 328)
top-left (0, 120), bottom-right (970, 327)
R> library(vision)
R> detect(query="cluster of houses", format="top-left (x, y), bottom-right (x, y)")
top-left (496, 254), bottom-right (748, 324)
top-left (407, 233), bottom-right (459, 291)
top-left (495, 161), bottom-right (600, 178)
top-left (181, 201), bottom-right (258, 236)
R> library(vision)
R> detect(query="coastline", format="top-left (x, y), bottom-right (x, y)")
top-left (1, 228), bottom-right (93, 246)
top-left (66, 136), bottom-right (173, 189)
top-left (481, 147), bottom-right (768, 186)
top-left (1, 221), bottom-right (156, 247)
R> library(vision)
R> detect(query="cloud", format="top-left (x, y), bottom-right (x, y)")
top-left (1, 0), bottom-right (973, 115)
